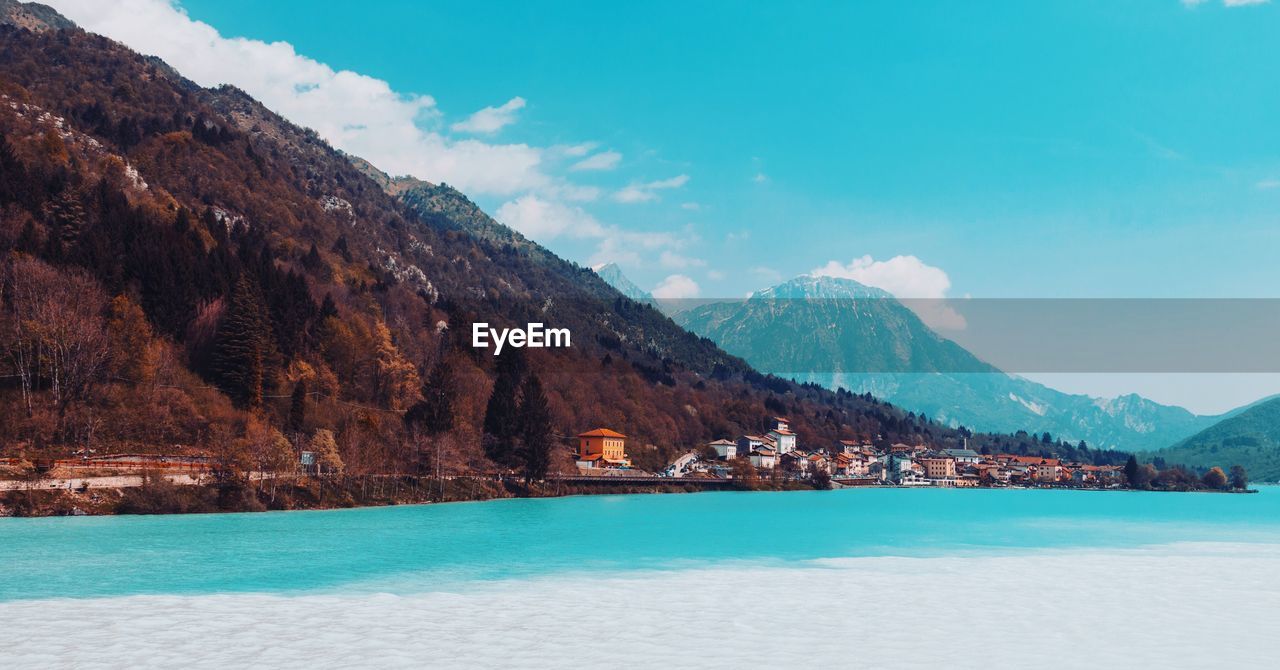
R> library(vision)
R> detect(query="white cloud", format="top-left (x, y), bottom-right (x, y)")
top-left (811, 255), bottom-right (952, 299)
top-left (1256, 178), bottom-right (1280, 190)
top-left (496, 195), bottom-right (691, 271)
top-left (495, 195), bottom-right (604, 240)
top-left (558, 143), bottom-right (596, 157)
top-left (658, 251), bottom-right (706, 269)
top-left (752, 172), bottom-right (769, 183)
top-left (680, 202), bottom-right (702, 211)
top-left (450, 97), bottom-right (526, 134)
top-left (588, 229), bottom-right (683, 268)
top-left (613, 174), bottom-right (690, 203)
top-left (811, 255), bottom-right (966, 330)
top-left (570, 151), bottom-right (621, 172)
top-left (44, 0), bottom-right (550, 196)
top-left (47, 0), bottom-right (703, 270)
top-left (652, 274), bottom-right (700, 299)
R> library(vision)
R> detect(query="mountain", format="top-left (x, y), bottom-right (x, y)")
top-left (677, 276), bottom-right (994, 378)
top-left (1150, 396), bottom-right (1280, 482)
top-left (675, 275), bottom-right (1228, 451)
top-left (0, 0), bottom-right (71, 32)
top-left (0, 8), bottom-right (1094, 481)
top-left (593, 263), bottom-right (656, 305)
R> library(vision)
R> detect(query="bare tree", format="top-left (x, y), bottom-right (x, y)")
top-left (1, 255), bottom-right (111, 417)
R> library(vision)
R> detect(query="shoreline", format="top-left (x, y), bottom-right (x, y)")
top-left (0, 474), bottom-right (1257, 518)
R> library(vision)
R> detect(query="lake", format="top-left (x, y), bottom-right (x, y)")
top-left (3, 487), bottom-right (1279, 668)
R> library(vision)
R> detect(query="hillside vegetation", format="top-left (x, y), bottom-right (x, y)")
top-left (0, 18), bottom-right (1104, 505)
top-left (1152, 397), bottom-right (1280, 482)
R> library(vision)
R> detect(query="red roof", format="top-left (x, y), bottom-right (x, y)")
top-left (578, 428), bottom-right (627, 438)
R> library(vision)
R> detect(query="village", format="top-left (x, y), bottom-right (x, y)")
top-left (575, 417), bottom-right (1128, 489)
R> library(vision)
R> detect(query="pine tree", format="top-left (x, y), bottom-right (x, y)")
top-left (1124, 454), bottom-right (1140, 488)
top-left (405, 357), bottom-right (455, 437)
top-left (209, 275), bottom-right (278, 407)
top-left (331, 235), bottom-right (352, 263)
top-left (288, 380), bottom-right (308, 435)
top-left (482, 350), bottom-right (525, 466)
top-left (517, 374), bottom-right (554, 483)
top-left (302, 242), bottom-right (323, 272)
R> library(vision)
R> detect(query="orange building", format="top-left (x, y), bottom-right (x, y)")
top-left (577, 428), bottom-right (631, 467)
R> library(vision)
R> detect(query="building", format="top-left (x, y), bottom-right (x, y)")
top-left (835, 453), bottom-right (872, 477)
top-left (767, 427), bottom-right (797, 454)
top-left (737, 435), bottom-right (768, 455)
top-left (920, 456), bottom-right (957, 480)
top-left (836, 440), bottom-right (861, 455)
top-left (1034, 459), bottom-right (1061, 483)
top-left (750, 447), bottom-right (777, 469)
top-left (707, 439), bottom-right (737, 460)
top-left (780, 451), bottom-right (809, 473)
top-left (577, 428), bottom-right (631, 468)
top-left (942, 448), bottom-right (981, 465)
top-left (879, 452), bottom-right (915, 482)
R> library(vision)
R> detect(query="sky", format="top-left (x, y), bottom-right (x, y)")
top-left (40, 0), bottom-right (1280, 413)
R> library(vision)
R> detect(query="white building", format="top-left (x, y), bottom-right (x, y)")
top-left (767, 428), bottom-right (797, 455)
top-left (943, 448), bottom-right (981, 465)
top-left (708, 439), bottom-right (738, 459)
top-left (750, 447), bottom-right (777, 469)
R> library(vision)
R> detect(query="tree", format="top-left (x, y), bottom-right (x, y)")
top-left (302, 243), bottom-right (323, 272)
top-left (371, 320), bottom-right (419, 410)
top-left (517, 374), bottom-right (554, 483)
top-left (1124, 455), bottom-right (1140, 488)
top-left (0, 256), bottom-right (111, 416)
top-left (309, 429), bottom-right (343, 476)
top-left (287, 380), bottom-right (307, 436)
top-left (1229, 465), bottom-right (1249, 491)
top-left (209, 275), bottom-right (278, 407)
top-left (404, 357), bottom-right (454, 438)
top-left (729, 456), bottom-right (761, 491)
top-left (1202, 466), bottom-right (1228, 490)
top-left (811, 465), bottom-right (832, 490)
top-left (106, 295), bottom-right (156, 385)
top-left (482, 350), bottom-right (525, 466)
top-left (1137, 464), bottom-right (1158, 489)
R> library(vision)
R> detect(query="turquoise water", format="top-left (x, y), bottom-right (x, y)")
top-left (1, 487), bottom-right (1277, 602)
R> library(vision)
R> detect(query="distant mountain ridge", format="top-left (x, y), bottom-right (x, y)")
top-left (1150, 396), bottom-right (1280, 482)
top-left (674, 275), bottom-right (1235, 451)
top-left (593, 263), bottom-right (656, 305)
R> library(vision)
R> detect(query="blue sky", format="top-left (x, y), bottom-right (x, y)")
top-left (44, 0), bottom-right (1280, 411)
top-left (157, 0), bottom-right (1280, 300)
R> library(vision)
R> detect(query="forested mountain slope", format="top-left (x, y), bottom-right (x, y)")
top-left (0, 10), bottom-right (1120, 484)
top-left (1150, 397), bottom-right (1280, 482)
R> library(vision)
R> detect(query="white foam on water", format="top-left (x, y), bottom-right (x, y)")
top-left (3, 542), bottom-right (1279, 669)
